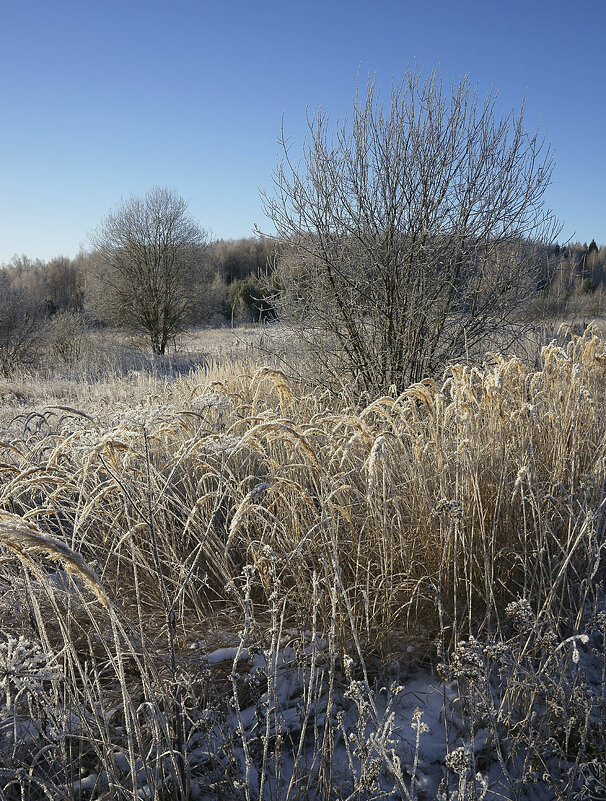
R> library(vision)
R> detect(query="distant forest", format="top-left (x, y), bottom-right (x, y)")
top-left (1, 237), bottom-right (605, 330)
top-left (0, 238), bottom-right (278, 329)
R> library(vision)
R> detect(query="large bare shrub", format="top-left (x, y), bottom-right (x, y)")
top-left (263, 67), bottom-right (560, 394)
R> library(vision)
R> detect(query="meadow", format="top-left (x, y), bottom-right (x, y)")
top-left (0, 324), bottom-right (605, 800)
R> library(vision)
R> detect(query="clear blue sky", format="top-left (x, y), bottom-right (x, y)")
top-left (1, 0), bottom-right (604, 264)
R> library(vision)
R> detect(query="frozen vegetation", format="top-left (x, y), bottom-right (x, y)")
top-left (0, 326), bottom-right (605, 799)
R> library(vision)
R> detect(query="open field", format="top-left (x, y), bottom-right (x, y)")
top-left (0, 325), bottom-right (605, 799)
top-left (0, 325), bottom-right (291, 428)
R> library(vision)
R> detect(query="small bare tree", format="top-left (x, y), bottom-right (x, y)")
top-left (90, 188), bottom-right (207, 355)
top-left (0, 275), bottom-right (43, 376)
top-left (263, 68), bottom-right (560, 393)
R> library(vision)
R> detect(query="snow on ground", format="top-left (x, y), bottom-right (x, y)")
top-left (183, 619), bottom-right (606, 801)
top-left (1, 613), bottom-right (604, 799)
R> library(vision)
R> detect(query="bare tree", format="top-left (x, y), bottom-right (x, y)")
top-left (262, 68), bottom-right (560, 394)
top-left (0, 274), bottom-right (43, 376)
top-left (90, 188), bottom-right (207, 355)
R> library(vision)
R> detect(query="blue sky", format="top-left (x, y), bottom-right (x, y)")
top-left (0, 0), bottom-right (604, 264)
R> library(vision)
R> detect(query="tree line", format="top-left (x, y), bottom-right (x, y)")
top-left (0, 238), bottom-right (277, 324)
top-left (2, 238), bottom-right (602, 321)
top-left (0, 224), bottom-right (281, 374)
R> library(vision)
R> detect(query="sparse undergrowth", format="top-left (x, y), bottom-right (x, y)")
top-left (0, 327), bottom-right (605, 799)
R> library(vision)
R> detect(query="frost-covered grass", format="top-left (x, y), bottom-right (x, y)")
top-left (0, 324), bottom-right (281, 428)
top-left (0, 327), bottom-right (605, 799)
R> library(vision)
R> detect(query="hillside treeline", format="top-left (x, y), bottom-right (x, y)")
top-left (0, 237), bottom-right (604, 346)
top-left (0, 238), bottom-right (282, 375)
top-left (0, 238), bottom-right (279, 328)
top-left (549, 239), bottom-right (606, 296)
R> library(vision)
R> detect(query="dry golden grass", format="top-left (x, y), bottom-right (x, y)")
top-left (0, 325), bottom-right (605, 799)
top-left (1, 325), bottom-right (604, 653)
top-left (0, 323), bottom-right (281, 429)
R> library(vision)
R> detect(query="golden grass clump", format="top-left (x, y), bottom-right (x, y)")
top-left (0, 326), bottom-right (604, 654)
top-left (0, 326), bottom-right (605, 799)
